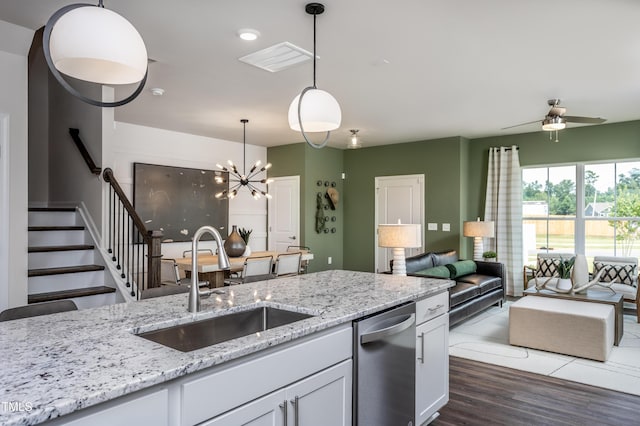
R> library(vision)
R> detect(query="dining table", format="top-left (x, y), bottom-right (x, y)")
top-left (175, 250), bottom-right (314, 287)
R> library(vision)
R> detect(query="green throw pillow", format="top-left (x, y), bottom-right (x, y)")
top-left (416, 265), bottom-right (451, 278)
top-left (445, 260), bottom-right (477, 278)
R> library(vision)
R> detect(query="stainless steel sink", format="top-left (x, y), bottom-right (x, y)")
top-left (136, 307), bottom-right (314, 352)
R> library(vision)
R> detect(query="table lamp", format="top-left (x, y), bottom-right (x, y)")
top-left (463, 218), bottom-right (495, 261)
top-left (378, 222), bottom-right (422, 276)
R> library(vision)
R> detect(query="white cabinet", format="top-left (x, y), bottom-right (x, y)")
top-left (181, 325), bottom-right (352, 426)
top-left (46, 389), bottom-right (169, 426)
top-left (415, 293), bottom-right (449, 426)
top-left (200, 389), bottom-right (286, 426)
top-left (202, 360), bottom-right (352, 426)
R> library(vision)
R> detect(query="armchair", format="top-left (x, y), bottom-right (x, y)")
top-left (524, 252), bottom-right (575, 289)
top-left (593, 256), bottom-right (639, 323)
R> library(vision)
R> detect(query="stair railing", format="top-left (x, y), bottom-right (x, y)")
top-left (102, 168), bottom-right (163, 298)
top-left (69, 128), bottom-right (101, 175)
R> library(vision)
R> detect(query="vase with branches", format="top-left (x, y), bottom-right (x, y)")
top-left (239, 228), bottom-right (253, 256)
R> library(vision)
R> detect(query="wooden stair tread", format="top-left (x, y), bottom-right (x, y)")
top-left (28, 226), bottom-right (84, 231)
top-left (28, 286), bottom-right (115, 304)
top-left (28, 207), bottom-right (76, 212)
top-left (28, 265), bottom-right (105, 277)
top-left (28, 244), bottom-right (95, 253)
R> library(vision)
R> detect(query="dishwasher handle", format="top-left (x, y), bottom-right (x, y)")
top-left (360, 313), bottom-right (415, 344)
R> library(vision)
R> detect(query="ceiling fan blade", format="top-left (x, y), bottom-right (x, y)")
top-left (548, 106), bottom-right (566, 116)
top-left (501, 120), bottom-right (540, 130)
top-left (564, 115), bottom-right (607, 124)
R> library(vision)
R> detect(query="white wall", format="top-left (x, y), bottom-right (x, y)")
top-left (0, 20), bottom-right (33, 309)
top-left (105, 122), bottom-right (268, 259)
top-left (48, 71), bottom-right (103, 228)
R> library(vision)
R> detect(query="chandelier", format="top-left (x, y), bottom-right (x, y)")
top-left (215, 119), bottom-right (272, 200)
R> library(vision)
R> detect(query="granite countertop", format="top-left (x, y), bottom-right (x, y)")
top-left (0, 270), bottom-right (452, 425)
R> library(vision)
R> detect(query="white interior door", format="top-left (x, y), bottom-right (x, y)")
top-left (268, 176), bottom-right (300, 252)
top-left (375, 174), bottom-right (424, 273)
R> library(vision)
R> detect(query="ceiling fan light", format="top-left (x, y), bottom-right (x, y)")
top-left (347, 129), bottom-right (362, 149)
top-left (49, 5), bottom-right (147, 85)
top-left (542, 116), bottom-right (566, 131)
top-left (288, 88), bottom-right (342, 132)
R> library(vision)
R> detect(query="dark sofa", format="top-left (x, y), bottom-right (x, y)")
top-left (398, 250), bottom-right (505, 327)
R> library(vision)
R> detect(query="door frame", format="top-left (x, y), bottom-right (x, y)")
top-left (0, 114), bottom-right (9, 311)
top-left (267, 175), bottom-right (301, 251)
top-left (374, 174), bottom-right (425, 273)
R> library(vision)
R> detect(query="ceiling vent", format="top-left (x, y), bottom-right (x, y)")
top-left (239, 42), bottom-right (313, 73)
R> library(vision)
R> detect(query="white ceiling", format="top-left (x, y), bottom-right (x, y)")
top-left (2, 0), bottom-right (640, 148)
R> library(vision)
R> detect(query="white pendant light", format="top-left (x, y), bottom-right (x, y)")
top-left (288, 3), bottom-right (341, 149)
top-left (43, 1), bottom-right (148, 107)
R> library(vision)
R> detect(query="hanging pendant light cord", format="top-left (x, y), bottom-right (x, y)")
top-left (312, 12), bottom-right (317, 89)
top-left (297, 6), bottom-right (330, 149)
top-left (243, 120), bottom-right (246, 176)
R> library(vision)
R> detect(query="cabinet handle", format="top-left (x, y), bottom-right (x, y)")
top-left (428, 304), bottom-right (444, 313)
top-left (417, 332), bottom-right (425, 364)
top-left (290, 396), bottom-right (299, 426)
top-left (279, 401), bottom-right (288, 426)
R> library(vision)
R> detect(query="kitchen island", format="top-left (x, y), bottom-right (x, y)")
top-left (0, 270), bottom-right (453, 425)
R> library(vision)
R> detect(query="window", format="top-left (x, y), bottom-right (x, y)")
top-left (522, 165), bottom-right (576, 266)
top-left (584, 162), bottom-right (640, 260)
top-left (522, 161), bottom-right (640, 267)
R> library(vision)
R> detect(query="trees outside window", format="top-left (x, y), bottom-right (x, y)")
top-left (522, 161), bottom-right (640, 266)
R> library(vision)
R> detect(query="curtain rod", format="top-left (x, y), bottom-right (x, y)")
top-left (489, 146), bottom-right (519, 151)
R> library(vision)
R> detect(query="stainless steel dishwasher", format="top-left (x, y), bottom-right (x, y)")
top-left (353, 301), bottom-right (416, 426)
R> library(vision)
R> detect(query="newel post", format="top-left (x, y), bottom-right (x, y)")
top-left (147, 230), bottom-right (164, 289)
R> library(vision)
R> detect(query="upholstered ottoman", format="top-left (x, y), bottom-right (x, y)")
top-left (509, 296), bottom-right (614, 361)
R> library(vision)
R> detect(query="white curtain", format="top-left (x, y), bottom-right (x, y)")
top-left (484, 146), bottom-right (523, 296)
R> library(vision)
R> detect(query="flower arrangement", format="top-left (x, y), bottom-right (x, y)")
top-left (238, 227), bottom-right (252, 244)
top-left (482, 251), bottom-right (497, 260)
top-left (557, 256), bottom-right (575, 279)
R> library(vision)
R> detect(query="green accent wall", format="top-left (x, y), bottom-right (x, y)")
top-left (268, 143), bottom-right (344, 273)
top-left (269, 120), bottom-right (640, 274)
top-left (343, 137), bottom-right (467, 272)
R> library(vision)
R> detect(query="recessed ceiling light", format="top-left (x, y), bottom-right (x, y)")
top-left (238, 29), bottom-right (260, 41)
top-left (150, 88), bottom-right (164, 96)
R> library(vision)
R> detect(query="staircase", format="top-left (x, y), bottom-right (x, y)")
top-left (28, 207), bottom-right (119, 309)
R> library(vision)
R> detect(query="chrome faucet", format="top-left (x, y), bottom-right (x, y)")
top-left (188, 226), bottom-right (231, 313)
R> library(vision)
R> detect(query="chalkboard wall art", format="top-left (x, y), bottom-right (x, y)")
top-left (133, 163), bottom-right (229, 242)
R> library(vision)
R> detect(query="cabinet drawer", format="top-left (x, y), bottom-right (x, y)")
top-left (416, 291), bottom-right (448, 325)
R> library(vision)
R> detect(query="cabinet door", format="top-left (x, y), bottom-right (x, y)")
top-left (416, 313), bottom-right (449, 425)
top-left (286, 360), bottom-right (352, 426)
top-left (200, 389), bottom-right (286, 426)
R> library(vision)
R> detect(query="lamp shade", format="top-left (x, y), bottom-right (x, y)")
top-left (49, 5), bottom-right (147, 85)
top-left (288, 88), bottom-right (342, 132)
top-left (378, 224), bottom-right (422, 248)
top-left (463, 220), bottom-right (495, 238)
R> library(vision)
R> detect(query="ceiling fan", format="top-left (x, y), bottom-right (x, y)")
top-left (503, 99), bottom-right (606, 142)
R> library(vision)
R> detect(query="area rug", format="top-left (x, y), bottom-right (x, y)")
top-left (449, 301), bottom-right (640, 396)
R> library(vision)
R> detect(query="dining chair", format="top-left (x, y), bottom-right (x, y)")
top-left (0, 300), bottom-right (78, 322)
top-left (140, 285), bottom-right (190, 300)
top-left (287, 245), bottom-right (310, 274)
top-left (274, 252), bottom-right (302, 277)
top-left (161, 258), bottom-right (183, 286)
top-left (182, 248), bottom-right (214, 258)
top-left (224, 255), bottom-right (274, 285)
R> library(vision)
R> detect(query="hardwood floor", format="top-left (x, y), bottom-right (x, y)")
top-left (433, 357), bottom-right (640, 426)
